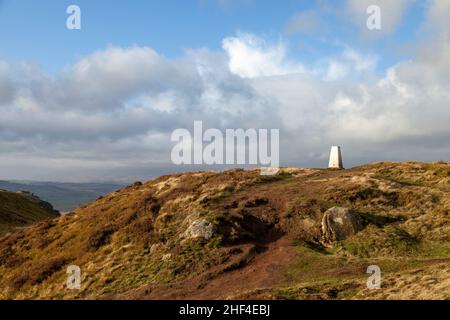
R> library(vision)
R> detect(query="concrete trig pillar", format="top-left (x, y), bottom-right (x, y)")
top-left (328, 146), bottom-right (344, 169)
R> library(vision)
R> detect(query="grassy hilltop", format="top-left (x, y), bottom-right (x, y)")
top-left (0, 162), bottom-right (449, 300)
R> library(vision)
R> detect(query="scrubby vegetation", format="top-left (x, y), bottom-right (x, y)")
top-left (0, 162), bottom-right (449, 299)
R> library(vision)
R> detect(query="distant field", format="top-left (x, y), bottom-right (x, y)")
top-left (0, 181), bottom-right (124, 212)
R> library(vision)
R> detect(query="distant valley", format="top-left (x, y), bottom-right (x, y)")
top-left (0, 181), bottom-right (124, 212)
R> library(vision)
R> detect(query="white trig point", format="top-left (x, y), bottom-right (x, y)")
top-left (328, 146), bottom-right (344, 169)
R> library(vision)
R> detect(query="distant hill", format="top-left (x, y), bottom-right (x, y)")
top-left (0, 181), bottom-right (123, 212)
top-left (0, 190), bottom-right (60, 235)
top-left (0, 162), bottom-right (448, 300)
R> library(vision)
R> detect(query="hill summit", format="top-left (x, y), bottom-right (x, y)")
top-left (0, 162), bottom-right (449, 300)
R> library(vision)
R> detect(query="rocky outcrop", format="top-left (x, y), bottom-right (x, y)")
top-left (322, 207), bottom-right (365, 244)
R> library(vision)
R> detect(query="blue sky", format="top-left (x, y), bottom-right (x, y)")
top-left (0, 0), bottom-right (307, 71)
top-left (1, 0), bottom-right (450, 182)
top-left (0, 0), bottom-right (425, 73)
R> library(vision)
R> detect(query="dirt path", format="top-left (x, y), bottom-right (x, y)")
top-left (193, 236), bottom-right (295, 299)
top-left (112, 236), bottom-right (297, 300)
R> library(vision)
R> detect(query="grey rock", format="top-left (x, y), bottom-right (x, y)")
top-left (183, 219), bottom-right (214, 240)
top-left (322, 207), bottom-right (365, 243)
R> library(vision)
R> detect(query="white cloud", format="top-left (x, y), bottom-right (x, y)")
top-left (222, 33), bottom-right (305, 78)
top-left (322, 48), bottom-right (377, 81)
top-left (1, 30), bottom-right (450, 181)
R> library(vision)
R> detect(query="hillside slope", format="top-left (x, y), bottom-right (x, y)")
top-left (0, 190), bottom-right (60, 235)
top-left (0, 162), bottom-right (449, 300)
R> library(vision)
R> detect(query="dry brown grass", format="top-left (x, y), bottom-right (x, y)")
top-left (0, 162), bottom-right (448, 300)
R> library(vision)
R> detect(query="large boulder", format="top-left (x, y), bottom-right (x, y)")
top-left (322, 207), bottom-right (365, 244)
top-left (182, 219), bottom-right (214, 241)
